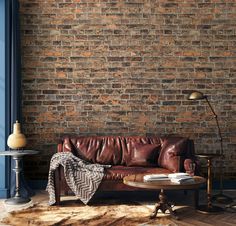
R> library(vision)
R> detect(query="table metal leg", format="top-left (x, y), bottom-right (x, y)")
top-left (5, 156), bottom-right (30, 205)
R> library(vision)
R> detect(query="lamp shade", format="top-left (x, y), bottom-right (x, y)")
top-left (188, 91), bottom-right (206, 100)
top-left (7, 120), bottom-right (27, 149)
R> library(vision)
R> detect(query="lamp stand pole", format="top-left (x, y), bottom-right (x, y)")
top-left (205, 98), bottom-right (232, 204)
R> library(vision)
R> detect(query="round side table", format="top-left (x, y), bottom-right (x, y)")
top-left (0, 150), bottom-right (38, 205)
top-left (196, 153), bottom-right (224, 214)
top-left (124, 174), bottom-right (206, 220)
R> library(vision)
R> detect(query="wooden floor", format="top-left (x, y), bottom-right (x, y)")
top-left (0, 189), bottom-right (235, 226)
top-left (146, 189), bottom-right (236, 226)
top-left (106, 189), bottom-right (236, 226)
top-left (169, 205), bottom-right (236, 226)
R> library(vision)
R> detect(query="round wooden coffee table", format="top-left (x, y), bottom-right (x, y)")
top-left (123, 174), bottom-right (206, 220)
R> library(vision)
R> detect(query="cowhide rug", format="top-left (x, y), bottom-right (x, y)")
top-left (1, 198), bottom-right (178, 226)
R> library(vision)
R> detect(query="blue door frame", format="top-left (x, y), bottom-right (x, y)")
top-left (0, 0), bottom-right (10, 198)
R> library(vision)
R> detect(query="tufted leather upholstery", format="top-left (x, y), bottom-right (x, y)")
top-left (60, 136), bottom-right (162, 165)
top-left (55, 135), bottom-right (198, 204)
top-left (58, 135), bottom-right (195, 171)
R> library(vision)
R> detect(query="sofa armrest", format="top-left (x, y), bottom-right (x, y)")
top-left (57, 137), bottom-right (74, 153)
top-left (57, 143), bottom-right (63, 152)
top-left (158, 136), bottom-right (196, 173)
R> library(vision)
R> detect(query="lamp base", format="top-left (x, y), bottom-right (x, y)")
top-left (197, 205), bottom-right (224, 214)
top-left (212, 193), bottom-right (233, 204)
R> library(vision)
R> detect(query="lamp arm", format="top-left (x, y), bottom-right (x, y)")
top-left (205, 97), bottom-right (224, 156)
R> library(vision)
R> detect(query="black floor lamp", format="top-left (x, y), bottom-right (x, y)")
top-left (187, 91), bottom-right (232, 204)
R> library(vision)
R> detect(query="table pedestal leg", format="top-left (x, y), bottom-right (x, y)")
top-left (197, 158), bottom-right (223, 214)
top-left (5, 156), bottom-right (30, 205)
top-left (150, 189), bottom-right (179, 220)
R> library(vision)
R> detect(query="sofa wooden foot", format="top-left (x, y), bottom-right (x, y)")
top-left (54, 168), bottom-right (61, 206)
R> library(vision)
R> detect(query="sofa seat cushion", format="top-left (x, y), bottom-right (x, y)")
top-left (103, 165), bottom-right (172, 180)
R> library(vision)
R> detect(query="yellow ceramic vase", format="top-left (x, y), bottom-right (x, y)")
top-left (7, 120), bottom-right (27, 149)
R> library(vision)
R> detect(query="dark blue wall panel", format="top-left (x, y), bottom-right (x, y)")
top-left (0, 0), bottom-right (10, 198)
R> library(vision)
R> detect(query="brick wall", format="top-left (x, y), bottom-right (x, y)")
top-left (19, 0), bottom-right (236, 180)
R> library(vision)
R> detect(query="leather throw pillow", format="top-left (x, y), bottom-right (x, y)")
top-left (158, 137), bottom-right (188, 172)
top-left (127, 143), bottom-right (160, 167)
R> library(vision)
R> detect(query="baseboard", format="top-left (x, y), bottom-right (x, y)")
top-left (212, 180), bottom-right (236, 190)
top-left (0, 188), bottom-right (10, 198)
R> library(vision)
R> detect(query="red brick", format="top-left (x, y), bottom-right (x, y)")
top-left (20, 0), bottom-right (236, 180)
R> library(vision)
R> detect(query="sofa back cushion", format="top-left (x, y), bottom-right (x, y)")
top-left (127, 143), bottom-right (160, 167)
top-left (61, 136), bottom-right (161, 166)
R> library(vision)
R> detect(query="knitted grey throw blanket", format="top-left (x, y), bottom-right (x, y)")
top-left (46, 152), bottom-right (111, 205)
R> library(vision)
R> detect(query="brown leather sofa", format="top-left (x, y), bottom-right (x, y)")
top-left (54, 135), bottom-right (198, 205)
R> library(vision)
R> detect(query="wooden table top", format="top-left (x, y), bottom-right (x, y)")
top-left (123, 174), bottom-right (206, 190)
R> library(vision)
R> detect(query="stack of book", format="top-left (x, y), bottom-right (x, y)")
top-left (143, 173), bottom-right (195, 184)
top-left (168, 173), bottom-right (194, 184)
top-left (143, 174), bottom-right (169, 182)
